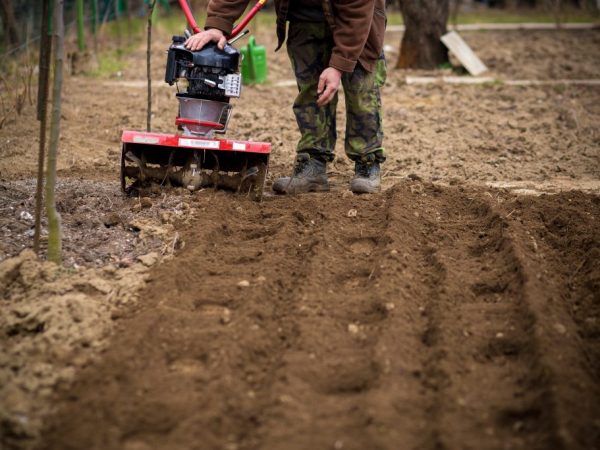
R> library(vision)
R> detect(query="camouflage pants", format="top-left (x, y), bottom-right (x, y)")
top-left (286, 21), bottom-right (387, 163)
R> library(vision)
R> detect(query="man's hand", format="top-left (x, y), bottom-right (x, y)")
top-left (184, 28), bottom-right (227, 51)
top-left (317, 67), bottom-right (342, 107)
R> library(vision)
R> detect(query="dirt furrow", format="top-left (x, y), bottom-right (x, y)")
top-left (36, 184), bottom-right (600, 450)
top-left (497, 193), bottom-right (600, 449)
top-left (410, 186), bottom-right (562, 449)
top-left (254, 193), bottom-right (399, 450)
top-left (39, 191), bottom-right (341, 450)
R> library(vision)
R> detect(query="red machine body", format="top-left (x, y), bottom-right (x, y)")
top-left (120, 0), bottom-right (270, 200)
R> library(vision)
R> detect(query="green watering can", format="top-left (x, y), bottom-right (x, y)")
top-left (240, 36), bottom-right (267, 84)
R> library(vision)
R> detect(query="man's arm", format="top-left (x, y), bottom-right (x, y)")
top-left (329, 0), bottom-right (376, 73)
top-left (205, 0), bottom-right (252, 36)
top-left (317, 0), bottom-right (377, 106)
top-left (185, 0), bottom-right (251, 51)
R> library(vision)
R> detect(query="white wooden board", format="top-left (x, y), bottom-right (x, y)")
top-left (441, 31), bottom-right (488, 76)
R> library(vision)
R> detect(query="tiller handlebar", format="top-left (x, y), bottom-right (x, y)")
top-left (177, 0), bottom-right (268, 38)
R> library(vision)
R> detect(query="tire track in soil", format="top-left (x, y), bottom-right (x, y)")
top-left (38, 184), bottom-right (599, 450)
top-left (253, 190), bottom-right (427, 450)
top-left (497, 193), bottom-right (600, 449)
top-left (411, 185), bottom-right (562, 449)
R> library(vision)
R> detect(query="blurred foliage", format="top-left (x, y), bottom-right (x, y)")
top-left (1, 0), bottom-right (598, 75)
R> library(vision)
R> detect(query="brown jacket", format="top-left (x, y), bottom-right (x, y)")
top-left (204, 0), bottom-right (386, 73)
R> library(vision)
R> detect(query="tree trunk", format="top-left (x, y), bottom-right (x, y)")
top-left (76, 0), bottom-right (86, 51)
top-left (396, 0), bottom-right (450, 70)
top-left (91, 0), bottom-right (99, 54)
top-left (0, 0), bottom-right (20, 48)
top-left (46, 0), bottom-right (64, 264)
top-left (34, 0), bottom-right (53, 254)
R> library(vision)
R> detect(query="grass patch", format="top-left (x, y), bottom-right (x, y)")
top-left (85, 48), bottom-right (127, 77)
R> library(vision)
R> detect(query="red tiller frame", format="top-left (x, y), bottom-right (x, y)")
top-left (177, 0), bottom-right (268, 38)
top-left (121, 130), bottom-right (272, 154)
top-left (175, 117), bottom-right (225, 131)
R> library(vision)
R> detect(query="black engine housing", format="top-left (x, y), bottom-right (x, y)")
top-left (165, 36), bottom-right (241, 102)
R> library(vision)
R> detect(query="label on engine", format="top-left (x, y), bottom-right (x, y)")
top-left (179, 138), bottom-right (220, 149)
top-left (222, 74), bottom-right (242, 98)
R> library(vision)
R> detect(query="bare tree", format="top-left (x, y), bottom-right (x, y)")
top-left (34, 0), bottom-right (53, 253)
top-left (396, 0), bottom-right (450, 69)
top-left (0, 0), bottom-right (20, 48)
top-left (46, 0), bottom-right (65, 263)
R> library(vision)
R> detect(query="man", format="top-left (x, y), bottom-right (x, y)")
top-left (185, 0), bottom-right (387, 194)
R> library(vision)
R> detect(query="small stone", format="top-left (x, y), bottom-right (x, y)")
top-left (347, 209), bottom-right (358, 218)
top-left (390, 249), bottom-right (398, 256)
top-left (137, 252), bottom-right (159, 267)
top-left (103, 212), bottom-right (121, 227)
top-left (103, 264), bottom-right (117, 275)
top-left (140, 197), bottom-right (153, 209)
top-left (496, 332), bottom-right (504, 338)
top-left (160, 212), bottom-right (172, 224)
top-left (221, 308), bottom-right (231, 324)
top-left (19, 211), bottom-right (33, 221)
top-left (237, 280), bottom-right (250, 288)
top-left (348, 323), bottom-right (359, 334)
top-left (256, 275), bottom-right (267, 283)
top-left (513, 421), bottom-right (525, 432)
top-left (384, 302), bottom-right (395, 311)
top-left (554, 323), bottom-right (567, 335)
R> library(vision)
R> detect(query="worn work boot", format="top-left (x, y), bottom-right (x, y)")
top-left (272, 153), bottom-right (329, 194)
top-left (350, 160), bottom-right (381, 194)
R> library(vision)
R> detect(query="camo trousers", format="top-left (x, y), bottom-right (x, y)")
top-left (286, 21), bottom-right (387, 163)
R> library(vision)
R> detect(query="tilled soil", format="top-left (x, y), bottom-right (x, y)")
top-left (39, 185), bottom-right (600, 450)
top-left (0, 23), bottom-right (599, 450)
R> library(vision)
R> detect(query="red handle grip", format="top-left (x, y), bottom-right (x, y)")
top-left (178, 0), bottom-right (201, 34)
top-left (178, 0), bottom-right (267, 39)
top-left (231, 0), bottom-right (268, 38)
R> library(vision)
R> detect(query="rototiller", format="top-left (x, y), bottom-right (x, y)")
top-left (120, 0), bottom-right (270, 200)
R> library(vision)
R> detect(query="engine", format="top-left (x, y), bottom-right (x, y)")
top-left (165, 36), bottom-right (242, 136)
top-left (165, 35), bottom-right (242, 101)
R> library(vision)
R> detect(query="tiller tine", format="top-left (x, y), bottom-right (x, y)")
top-left (120, 132), bottom-right (270, 201)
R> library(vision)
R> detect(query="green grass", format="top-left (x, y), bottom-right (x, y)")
top-left (103, 16), bottom-right (146, 40)
top-left (85, 48), bottom-right (127, 77)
